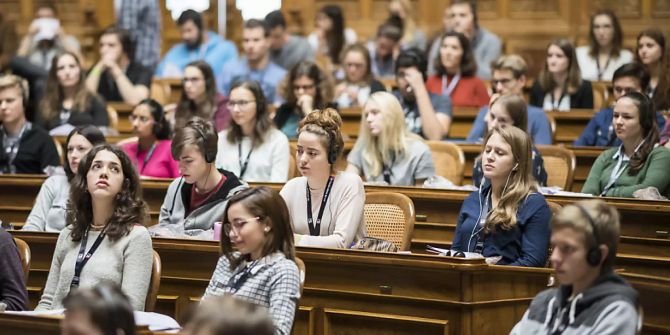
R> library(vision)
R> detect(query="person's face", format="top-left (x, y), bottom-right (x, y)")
top-left (56, 54), bottom-right (81, 88)
top-left (492, 69), bottom-right (524, 95)
top-left (293, 75), bottom-right (317, 99)
top-left (546, 44), bottom-right (569, 74)
top-left (439, 36), bottom-right (464, 72)
top-left (343, 51), bottom-right (367, 83)
top-left (242, 27), bottom-right (270, 62)
top-left (364, 99), bottom-right (384, 136)
top-left (36, 7), bottom-right (56, 19)
top-left (0, 87), bottom-right (25, 125)
top-left (179, 20), bottom-right (201, 48)
top-left (613, 96), bottom-right (642, 143)
top-left (130, 104), bottom-right (155, 138)
top-left (177, 144), bottom-right (210, 184)
top-left (226, 202), bottom-right (268, 259)
top-left (395, 66), bottom-right (416, 99)
top-left (269, 26), bottom-right (286, 50)
top-left (296, 131), bottom-right (330, 177)
top-left (183, 66), bottom-right (206, 101)
top-left (592, 14), bottom-right (615, 47)
top-left (61, 310), bottom-right (105, 335)
top-left (487, 103), bottom-right (514, 132)
top-left (550, 227), bottom-right (595, 288)
top-left (449, 4), bottom-right (475, 35)
top-left (612, 76), bottom-right (641, 100)
top-left (229, 87), bottom-right (258, 129)
top-left (637, 36), bottom-right (663, 66)
top-left (99, 34), bottom-right (123, 62)
top-left (482, 132), bottom-right (515, 180)
top-left (67, 134), bottom-right (94, 174)
top-left (315, 12), bottom-right (333, 31)
top-left (86, 150), bottom-right (124, 200)
top-left (376, 36), bottom-right (397, 59)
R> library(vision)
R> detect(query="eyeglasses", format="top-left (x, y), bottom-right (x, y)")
top-left (491, 78), bottom-right (514, 87)
top-left (182, 77), bottom-right (203, 84)
top-left (128, 114), bottom-right (152, 123)
top-left (344, 62), bottom-right (365, 69)
top-left (293, 84), bottom-right (315, 91)
top-left (223, 216), bottom-right (262, 235)
top-left (226, 100), bottom-right (256, 109)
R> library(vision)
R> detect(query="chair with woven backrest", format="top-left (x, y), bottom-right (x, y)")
top-left (537, 145), bottom-right (576, 190)
top-left (144, 250), bottom-right (161, 312)
top-left (364, 192), bottom-right (415, 251)
top-left (426, 141), bottom-right (465, 186)
top-left (13, 238), bottom-right (30, 284)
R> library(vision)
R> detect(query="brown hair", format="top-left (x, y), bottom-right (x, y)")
top-left (298, 108), bottom-right (344, 172)
top-left (588, 9), bottom-right (624, 58)
top-left (185, 295), bottom-right (274, 335)
top-left (226, 80), bottom-right (272, 148)
top-left (175, 60), bottom-right (218, 130)
top-left (636, 28), bottom-right (670, 112)
top-left (489, 94), bottom-right (528, 131)
top-left (63, 282), bottom-right (136, 335)
top-left (220, 187), bottom-right (295, 269)
top-left (538, 38), bottom-right (582, 95)
top-left (171, 116), bottom-right (218, 161)
top-left (279, 61), bottom-right (334, 107)
top-left (434, 31), bottom-right (478, 77)
top-left (341, 43), bottom-right (374, 84)
top-left (67, 144), bottom-right (147, 242)
top-left (618, 91), bottom-right (660, 175)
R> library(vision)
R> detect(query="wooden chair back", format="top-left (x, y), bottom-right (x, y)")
top-left (145, 250), bottom-right (162, 312)
top-left (545, 113), bottom-right (557, 144)
top-left (537, 145), bottom-right (576, 190)
top-left (426, 141), bottom-right (465, 185)
top-left (364, 192), bottom-right (415, 251)
top-left (288, 152), bottom-right (298, 179)
top-left (52, 137), bottom-right (64, 166)
top-left (295, 256), bottom-right (306, 295)
top-left (106, 105), bottom-right (119, 131)
top-left (13, 237), bottom-right (31, 283)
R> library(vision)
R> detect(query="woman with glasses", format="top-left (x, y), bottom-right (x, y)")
top-left (121, 99), bottom-right (179, 178)
top-left (215, 80), bottom-right (290, 182)
top-left (275, 61), bottom-right (336, 139)
top-left (203, 186), bottom-right (300, 335)
top-left (173, 60), bottom-right (230, 132)
top-left (334, 43), bottom-right (386, 108)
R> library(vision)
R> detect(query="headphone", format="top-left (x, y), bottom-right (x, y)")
top-left (191, 123), bottom-right (216, 163)
top-left (512, 162), bottom-right (519, 171)
top-left (573, 204), bottom-right (603, 267)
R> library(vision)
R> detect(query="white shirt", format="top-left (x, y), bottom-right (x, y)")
top-left (576, 46), bottom-right (634, 82)
top-left (215, 128), bottom-right (290, 183)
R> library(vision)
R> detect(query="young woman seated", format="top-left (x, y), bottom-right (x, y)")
top-left (530, 38), bottom-right (594, 111)
top-left (452, 126), bottom-right (552, 267)
top-left (37, 52), bottom-right (108, 135)
top-left (203, 187), bottom-right (300, 335)
top-left (346, 91), bottom-right (435, 186)
top-left (472, 94), bottom-right (547, 187)
top-left (636, 28), bottom-right (670, 114)
top-left (173, 61), bottom-right (230, 132)
top-left (35, 144), bottom-right (153, 311)
top-left (23, 125), bottom-right (106, 232)
top-left (275, 61), bottom-right (336, 139)
top-left (215, 80), bottom-right (290, 183)
top-left (280, 109), bottom-right (366, 248)
top-left (153, 117), bottom-right (248, 238)
top-left (583, 91), bottom-right (670, 198)
top-left (576, 10), bottom-right (634, 81)
top-left (121, 99), bottom-right (179, 179)
top-left (334, 44), bottom-right (386, 108)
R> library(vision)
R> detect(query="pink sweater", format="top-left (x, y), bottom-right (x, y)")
top-left (121, 140), bottom-right (180, 179)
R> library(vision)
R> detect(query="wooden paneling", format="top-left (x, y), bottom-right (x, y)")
top-left (323, 308), bottom-right (449, 335)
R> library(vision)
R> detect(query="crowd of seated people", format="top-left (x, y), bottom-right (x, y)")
top-left (2, 1), bottom-right (670, 333)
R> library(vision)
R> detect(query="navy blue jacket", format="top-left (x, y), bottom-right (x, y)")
top-left (452, 183), bottom-right (551, 267)
top-left (574, 107), bottom-right (666, 147)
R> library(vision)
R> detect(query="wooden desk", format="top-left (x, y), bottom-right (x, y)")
top-left (0, 313), bottom-right (155, 335)
top-left (547, 109), bottom-right (595, 145)
top-left (449, 107), bottom-right (480, 139)
top-left (108, 102), bottom-right (135, 135)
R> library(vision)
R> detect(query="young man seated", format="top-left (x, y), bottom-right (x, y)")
top-left (511, 200), bottom-right (641, 334)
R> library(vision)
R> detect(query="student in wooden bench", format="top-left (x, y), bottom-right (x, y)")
top-left (280, 109), bottom-right (366, 248)
top-left (582, 91), bottom-right (670, 198)
top-left (23, 125), bottom-right (105, 232)
top-left (152, 117), bottom-right (248, 238)
top-left (452, 126), bottom-right (551, 267)
top-left (511, 200), bottom-right (641, 334)
top-left (347, 91), bottom-right (435, 186)
top-left (203, 187), bottom-right (300, 335)
top-left (36, 144), bottom-right (153, 311)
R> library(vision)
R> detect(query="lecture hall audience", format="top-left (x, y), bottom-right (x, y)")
top-left (334, 43), bottom-right (387, 108)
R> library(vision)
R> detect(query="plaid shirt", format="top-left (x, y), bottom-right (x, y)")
top-left (118, 0), bottom-right (161, 69)
top-left (204, 252), bottom-right (300, 335)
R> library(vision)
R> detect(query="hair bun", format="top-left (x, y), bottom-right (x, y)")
top-left (301, 108), bottom-right (342, 132)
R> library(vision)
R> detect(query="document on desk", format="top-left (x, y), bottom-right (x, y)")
top-left (426, 245), bottom-right (484, 259)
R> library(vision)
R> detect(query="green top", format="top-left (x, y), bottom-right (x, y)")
top-left (582, 145), bottom-right (670, 198)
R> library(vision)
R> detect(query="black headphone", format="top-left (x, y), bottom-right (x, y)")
top-left (192, 124), bottom-right (216, 163)
top-left (574, 204), bottom-right (603, 267)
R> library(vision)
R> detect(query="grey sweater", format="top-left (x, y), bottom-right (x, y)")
top-left (35, 225), bottom-right (153, 311)
top-left (23, 175), bottom-right (70, 232)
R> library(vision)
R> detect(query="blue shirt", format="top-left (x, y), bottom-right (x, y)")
top-left (155, 31), bottom-right (237, 79)
top-left (392, 89), bottom-right (452, 139)
top-left (574, 107), bottom-right (667, 147)
top-left (467, 105), bottom-right (553, 145)
top-left (452, 184), bottom-right (551, 267)
top-left (219, 58), bottom-right (287, 104)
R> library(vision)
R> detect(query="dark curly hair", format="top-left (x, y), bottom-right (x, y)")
top-left (67, 144), bottom-right (147, 242)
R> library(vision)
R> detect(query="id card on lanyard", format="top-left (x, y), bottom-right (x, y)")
top-left (306, 176), bottom-right (335, 236)
top-left (70, 227), bottom-right (107, 288)
top-left (601, 142), bottom-right (644, 196)
top-left (441, 74), bottom-right (461, 96)
top-left (1, 123), bottom-right (30, 174)
top-left (214, 260), bottom-right (258, 294)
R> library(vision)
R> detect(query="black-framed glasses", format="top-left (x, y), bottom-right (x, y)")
top-left (223, 216), bottom-right (261, 235)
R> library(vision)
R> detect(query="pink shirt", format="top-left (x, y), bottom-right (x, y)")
top-left (122, 140), bottom-right (180, 179)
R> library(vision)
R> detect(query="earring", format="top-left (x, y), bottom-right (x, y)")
top-left (264, 227), bottom-right (270, 232)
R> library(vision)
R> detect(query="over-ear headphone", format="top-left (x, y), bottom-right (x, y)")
top-left (191, 123), bottom-right (216, 163)
top-left (574, 204), bottom-right (603, 267)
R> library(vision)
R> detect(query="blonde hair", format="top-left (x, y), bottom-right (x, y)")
top-left (0, 75), bottom-right (29, 102)
top-left (355, 92), bottom-right (421, 178)
top-left (392, 0), bottom-right (418, 45)
top-left (483, 126), bottom-right (537, 232)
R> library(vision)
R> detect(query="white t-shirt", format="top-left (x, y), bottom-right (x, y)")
top-left (576, 46), bottom-right (634, 82)
top-left (215, 128), bottom-right (290, 183)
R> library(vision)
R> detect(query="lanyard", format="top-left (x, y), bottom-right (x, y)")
top-left (137, 143), bottom-right (157, 174)
top-left (601, 141), bottom-right (644, 196)
top-left (1, 123), bottom-right (30, 174)
top-left (238, 141), bottom-right (253, 179)
top-left (306, 176), bottom-right (335, 236)
top-left (219, 260), bottom-right (258, 294)
top-left (595, 54), bottom-right (611, 81)
top-left (382, 153), bottom-right (396, 185)
top-left (441, 74), bottom-right (461, 96)
top-left (70, 227), bottom-right (107, 288)
top-left (550, 82), bottom-right (568, 110)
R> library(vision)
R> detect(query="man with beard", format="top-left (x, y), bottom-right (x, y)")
top-left (155, 9), bottom-right (237, 79)
top-left (392, 48), bottom-right (452, 140)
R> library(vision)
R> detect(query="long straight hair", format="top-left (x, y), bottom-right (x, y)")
top-left (619, 91), bottom-right (659, 175)
top-left (636, 28), bottom-right (670, 112)
top-left (588, 9), bottom-right (623, 58)
top-left (175, 61), bottom-right (218, 129)
top-left (320, 5), bottom-right (346, 65)
top-left (538, 38), bottom-right (582, 95)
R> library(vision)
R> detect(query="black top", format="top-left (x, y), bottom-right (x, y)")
top-left (96, 62), bottom-right (152, 102)
top-left (529, 80), bottom-right (594, 110)
top-left (36, 96), bottom-right (108, 130)
top-left (370, 79), bottom-right (387, 94)
top-left (0, 123), bottom-right (60, 174)
top-left (0, 228), bottom-right (28, 311)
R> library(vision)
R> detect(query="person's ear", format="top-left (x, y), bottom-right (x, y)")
top-left (598, 244), bottom-right (609, 266)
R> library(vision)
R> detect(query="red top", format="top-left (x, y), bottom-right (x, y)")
top-left (426, 74), bottom-right (490, 108)
top-left (190, 174), bottom-right (228, 211)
